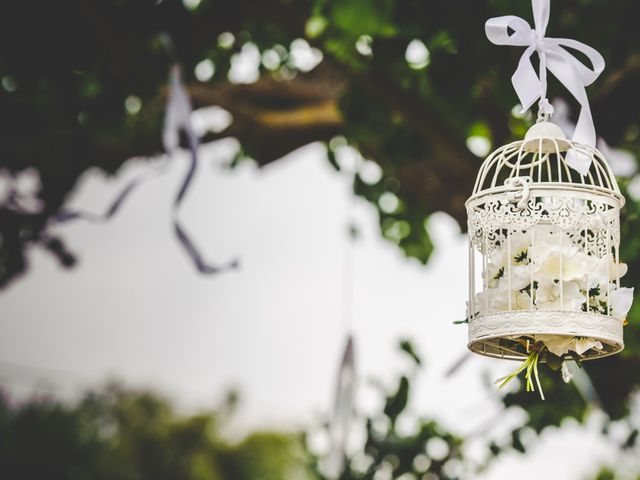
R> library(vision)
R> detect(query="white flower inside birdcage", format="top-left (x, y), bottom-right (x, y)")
top-left (466, 121), bottom-right (634, 362)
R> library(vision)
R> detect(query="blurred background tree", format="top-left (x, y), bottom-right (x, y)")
top-left (0, 385), bottom-right (317, 480)
top-left (3, 0), bottom-right (640, 478)
top-left (0, 346), bottom-right (517, 480)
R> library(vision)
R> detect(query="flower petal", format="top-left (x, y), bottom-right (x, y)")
top-left (535, 335), bottom-right (574, 357)
top-left (609, 287), bottom-right (634, 320)
top-left (574, 338), bottom-right (603, 355)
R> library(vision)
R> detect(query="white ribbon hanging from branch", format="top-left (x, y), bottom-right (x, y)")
top-left (325, 334), bottom-right (356, 480)
top-left (163, 64), bottom-right (194, 152)
top-left (163, 64), bottom-right (239, 274)
top-left (485, 0), bottom-right (605, 175)
top-left (49, 63), bottom-right (238, 275)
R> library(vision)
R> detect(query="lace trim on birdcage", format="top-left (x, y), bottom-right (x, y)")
top-left (468, 311), bottom-right (623, 347)
top-left (468, 196), bottom-right (619, 257)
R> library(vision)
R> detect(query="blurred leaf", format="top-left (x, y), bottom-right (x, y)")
top-left (511, 428), bottom-right (526, 454)
top-left (399, 339), bottom-right (422, 365)
top-left (383, 375), bottom-right (409, 423)
top-left (330, 0), bottom-right (396, 37)
top-left (623, 429), bottom-right (638, 450)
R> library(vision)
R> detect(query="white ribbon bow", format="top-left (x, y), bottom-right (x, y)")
top-left (485, 0), bottom-right (605, 175)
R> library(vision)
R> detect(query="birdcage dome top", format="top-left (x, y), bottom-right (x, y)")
top-left (467, 121), bottom-right (624, 210)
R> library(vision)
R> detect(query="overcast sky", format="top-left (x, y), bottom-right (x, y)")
top-left (0, 139), bottom-right (626, 479)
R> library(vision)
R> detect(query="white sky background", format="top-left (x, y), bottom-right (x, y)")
top-left (0, 137), bottom-right (626, 479)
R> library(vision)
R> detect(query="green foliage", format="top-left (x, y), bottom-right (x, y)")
top-left (330, 0), bottom-right (395, 38)
top-left (0, 386), bottom-right (316, 480)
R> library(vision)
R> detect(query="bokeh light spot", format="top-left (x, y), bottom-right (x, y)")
top-left (194, 59), bottom-right (215, 82)
top-left (261, 49), bottom-right (281, 71)
top-left (124, 95), bottom-right (142, 115)
top-left (466, 135), bottom-right (491, 157)
top-left (405, 39), bottom-right (430, 69)
top-left (182, 0), bottom-right (201, 11)
top-left (218, 32), bottom-right (235, 49)
top-left (289, 39), bottom-right (323, 72)
top-left (359, 160), bottom-right (383, 185)
top-left (2, 76), bottom-right (17, 92)
top-left (379, 192), bottom-right (399, 214)
top-left (425, 437), bottom-right (450, 461)
top-left (356, 35), bottom-right (373, 56)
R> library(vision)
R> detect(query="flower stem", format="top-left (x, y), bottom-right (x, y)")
top-left (496, 351), bottom-right (545, 400)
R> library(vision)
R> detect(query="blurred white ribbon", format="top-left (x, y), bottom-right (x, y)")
top-left (553, 98), bottom-right (638, 177)
top-left (485, 0), bottom-right (605, 175)
top-left (324, 334), bottom-right (356, 479)
top-left (162, 64), bottom-right (240, 274)
top-left (163, 64), bottom-right (194, 152)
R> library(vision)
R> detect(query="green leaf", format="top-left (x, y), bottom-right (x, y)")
top-left (623, 429), bottom-right (638, 449)
top-left (326, 144), bottom-right (341, 171)
top-left (489, 441), bottom-right (501, 456)
top-left (511, 429), bottom-right (526, 454)
top-left (384, 376), bottom-right (409, 423)
top-left (399, 340), bottom-right (421, 365)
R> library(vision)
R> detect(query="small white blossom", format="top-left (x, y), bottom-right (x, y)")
top-left (609, 287), bottom-right (634, 320)
top-left (485, 232), bottom-right (531, 287)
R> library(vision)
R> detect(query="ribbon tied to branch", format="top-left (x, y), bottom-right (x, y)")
top-left (485, 0), bottom-right (605, 175)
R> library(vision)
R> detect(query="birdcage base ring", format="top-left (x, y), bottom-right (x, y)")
top-left (467, 311), bottom-right (624, 361)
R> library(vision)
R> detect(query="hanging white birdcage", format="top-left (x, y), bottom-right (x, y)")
top-left (466, 120), bottom-right (629, 361)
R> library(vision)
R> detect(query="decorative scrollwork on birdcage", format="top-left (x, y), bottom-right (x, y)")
top-left (466, 121), bottom-right (630, 362)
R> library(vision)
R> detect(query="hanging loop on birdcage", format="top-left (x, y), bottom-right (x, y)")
top-left (504, 176), bottom-right (532, 210)
top-left (536, 98), bottom-right (554, 123)
top-left (485, 0), bottom-right (605, 175)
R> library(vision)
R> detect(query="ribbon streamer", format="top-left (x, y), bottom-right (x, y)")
top-left (485, 0), bottom-right (605, 175)
top-left (164, 65), bottom-right (239, 274)
top-left (324, 163), bottom-right (360, 478)
top-left (52, 164), bottom-right (168, 224)
top-left (325, 334), bottom-right (356, 479)
top-left (52, 64), bottom-right (238, 275)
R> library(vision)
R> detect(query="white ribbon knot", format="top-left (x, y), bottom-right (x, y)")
top-left (485, 0), bottom-right (605, 175)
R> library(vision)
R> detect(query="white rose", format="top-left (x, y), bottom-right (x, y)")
top-left (536, 279), bottom-right (584, 312)
top-left (476, 288), bottom-right (532, 313)
top-left (485, 232), bottom-right (532, 287)
top-left (496, 264), bottom-right (532, 291)
top-left (531, 243), bottom-right (590, 282)
top-left (587, 255), bottom-right (628, 288)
